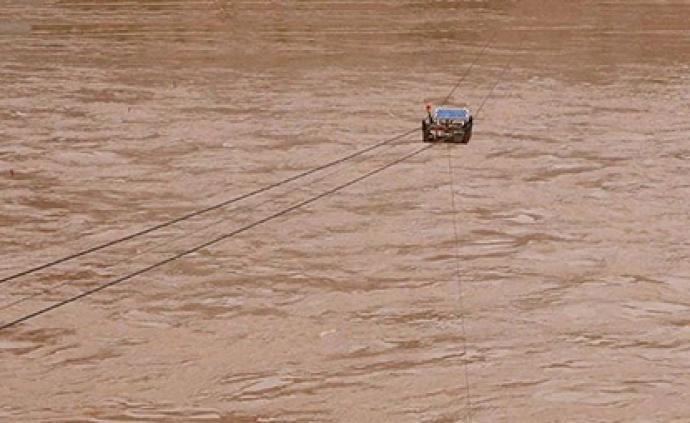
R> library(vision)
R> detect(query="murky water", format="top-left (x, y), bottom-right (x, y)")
top-left (1, 1), bottom-right (689, 421)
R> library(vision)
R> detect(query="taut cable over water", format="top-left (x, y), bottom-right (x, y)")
top-left (0, 145), bottom-right (433, 331)
top-left (446, 142), bottom-right (474, 423)
top-left (0, 129), bottom-right (416, 286)
top-left (442, 37), bottom-right (523, 422)
top-left (0, 138), bottom-right (415, 314)
top-left (442, 32), bottom-right (498, 105)
top-left (475, 39), bottom-right (525, 117)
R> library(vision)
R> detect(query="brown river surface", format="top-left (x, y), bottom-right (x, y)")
top-left (1, 1), bottom-right (689, 422)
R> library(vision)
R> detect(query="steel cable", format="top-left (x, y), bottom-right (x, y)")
top-left (0, 144), bottom-right (432, 331)
top-left (440, 36), bottom-right (524, 423)
top-left (475, 39), bottom-right (524, 116)
top-left (446, 143), bottom-right (474, 423)
top-left (0, 129), bottom-right (416, 286)
top-left (441, 32), bottom-right (498, 105)
top-left (0, 139), bottom-right (415, 313)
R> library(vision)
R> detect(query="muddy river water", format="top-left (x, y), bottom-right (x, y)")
top-left (1, 1), bottom-right (689, 421)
